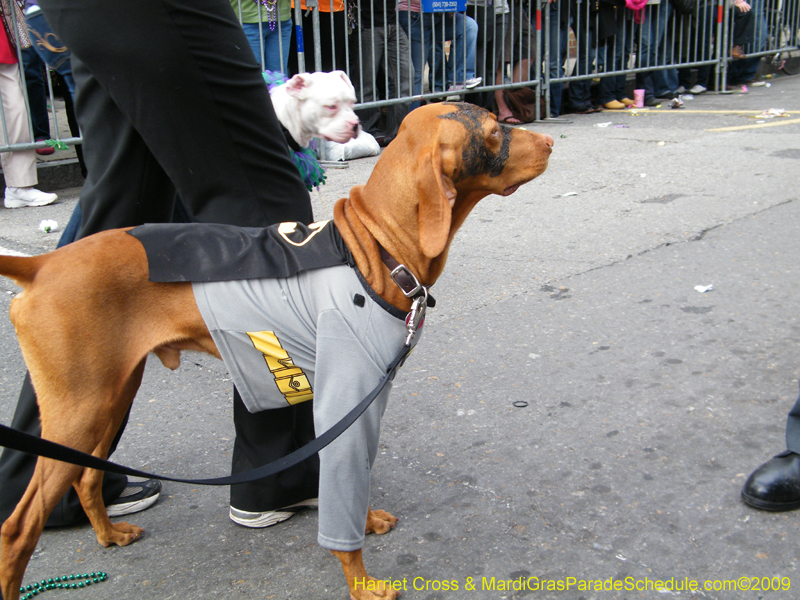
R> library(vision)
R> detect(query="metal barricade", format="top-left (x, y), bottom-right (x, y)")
top-left (1, 0), bottom-right (798, 157)
top-left (330, 0), bottom-right (800, 120)
top-left (0, 2), bottom-right (77, 155)
top-left (745, 0), bottom-right (800, 74)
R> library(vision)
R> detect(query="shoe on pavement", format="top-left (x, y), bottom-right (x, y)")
top-left (603, 100), bottom-right (626, 110)
top-left (644, 96), bottom-right (660, 107)
top-left (447, 78), bottom-right (482, 94)
top-left (726, 84), bottom-right (748, 93)
top-left (4, 186), bottom-right (58, 209)
top-left (446, 83), bottom-right (465, 101)
top-left (620, 97), bottom-right (635, 107)
top-left (675, 85), bottom-right (687, 94)
top-left (230, 498), bottom-right (319, 528)
top-left (571, 104), bottom-right (603, 114)
top-left (689, 84), bottom-right (707, 94)
top-left (742, 451), bottom-right (800, 511)
top-left (35, 138), bottom-right (54, 156)
top-left (744, 76), bottom-right (767, 87)
top-left (106, 479), bottom-right (162, 517)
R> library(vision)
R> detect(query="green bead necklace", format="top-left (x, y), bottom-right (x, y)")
top-left (19, 572), bottom-right (107, 599)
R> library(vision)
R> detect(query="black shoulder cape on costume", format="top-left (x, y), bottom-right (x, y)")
top-left (128, 220), bottom-right (354, 283)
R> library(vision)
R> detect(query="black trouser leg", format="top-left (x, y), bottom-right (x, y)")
top-left (230, 392), bottom-right (319, 511)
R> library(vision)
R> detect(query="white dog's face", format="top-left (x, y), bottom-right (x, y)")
top-left (278, 71), bottom-right (360, 146)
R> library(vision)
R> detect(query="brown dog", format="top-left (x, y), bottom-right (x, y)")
top-left (0, 102), bottom-right (552, 600)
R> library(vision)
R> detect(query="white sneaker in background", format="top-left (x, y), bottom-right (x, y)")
top-left (689, 84), bottom-right (707, 95)
top-left (4, 186), bottom-right (58, 209)
top-left (447, 77), bottom-right (482, 95)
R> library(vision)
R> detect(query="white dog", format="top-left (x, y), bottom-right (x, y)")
top-left (269, 71), bottom-right (360, 148)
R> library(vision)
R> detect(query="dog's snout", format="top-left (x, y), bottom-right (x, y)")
top-left (542, 133), bottom-right (555, 148)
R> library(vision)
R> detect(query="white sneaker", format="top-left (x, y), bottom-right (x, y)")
top-left (4, 186), bottom-right (58, 209)
top-left (230, 498), bottom-right (319, 528)
top-left (447, 77), bottom-right (482, 94)
top-left (445, 84), bottom-right (464, 101)
top-left (689, 84), bottom-right (707, 95)
top-left (106, 479), bottom-right (162, 517)
top-left (675, 85), bottom-right (687, 94)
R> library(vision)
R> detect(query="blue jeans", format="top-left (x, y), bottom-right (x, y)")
top-left (25, 8), bottom-right (76, 96)
top-left (546, 2), bottom-right (568, 116)
top-left (434, 13), bottom-right (478, 90)
top-left (21, 47), bottom-right (50, 140)
top-left (398, 10), bottom-right (477, 102)
top-left (242, 18), bottom-right (293, 73)
top-left (728, 0), bottom-right (767, 84)
top-left (567, 0), bottom-right (596, 110)
top-left (635, 0), bottom-right (674, 99)
top-left (25, 7), bottom-right (80, 245)
top-left (596, 14), bottom-right (633, 104)
top-left (678, 0), bottom-right (716, 88)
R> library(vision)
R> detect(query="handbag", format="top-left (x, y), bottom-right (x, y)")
top-left (1, 0), bottom-right (31, 51)
top-left (502, 87), bottom-right (540, 124)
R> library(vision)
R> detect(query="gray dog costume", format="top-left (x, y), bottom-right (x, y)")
top-left (129, 220), bottom-right (421, 551)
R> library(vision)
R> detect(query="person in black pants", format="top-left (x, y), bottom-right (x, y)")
top-left (0, 0), bottom-right (319, 532)
top-left (348, 0), bottom-right (412, 146)
top-left (742, 385), bottom-right (800, 511)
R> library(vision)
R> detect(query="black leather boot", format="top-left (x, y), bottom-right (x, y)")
top-left (742, 451), bottom-right (800, 511)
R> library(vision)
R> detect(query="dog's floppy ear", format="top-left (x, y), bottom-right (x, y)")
top-left (285, 73), bottom-right (310, 98)
top-left (417, 145), bottom-right (456, 259)
top-left (331, 70), bottom-right (355, 92)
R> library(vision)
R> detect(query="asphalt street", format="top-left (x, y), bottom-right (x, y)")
top-left (1, 74), bottom-right (800, 599)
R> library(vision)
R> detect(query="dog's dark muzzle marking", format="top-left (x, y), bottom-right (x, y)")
top-left (439, 103), bottom-right (511, 181)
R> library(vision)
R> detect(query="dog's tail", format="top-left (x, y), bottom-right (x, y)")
top-left (0, 254), bottom-right (43, 288)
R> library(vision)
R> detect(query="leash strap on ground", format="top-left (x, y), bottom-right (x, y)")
top-left (0, 345), bottom-right (411, 487)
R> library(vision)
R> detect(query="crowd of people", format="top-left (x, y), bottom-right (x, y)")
top-left (0, 0), bottom-right (58, 209)
top-left (1, 0), bottom-right (780, 180)
top-left (225, 0), bottom-right (775, 138)
top-left (0, 0), bottom-right (797, 553)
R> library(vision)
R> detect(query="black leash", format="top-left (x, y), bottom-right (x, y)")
top-left (0, 345), bottom-right (411, 487)
top-left (0, 247), bottom-right (428, 487)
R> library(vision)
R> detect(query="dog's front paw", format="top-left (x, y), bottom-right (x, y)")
top-left (350, 575), bottom-right (401, 600)
top-left (365, 507), bottom-right (397, 535)
top-left (96, 521), bottom-right (143, 547)
top-left (332, 548), bottom-right (401, 600)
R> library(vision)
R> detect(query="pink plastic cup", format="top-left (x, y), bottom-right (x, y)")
top-left (633, 89), bottom-right (645, 108)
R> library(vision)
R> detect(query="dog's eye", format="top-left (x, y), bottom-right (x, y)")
top-left (325, 104), bottom-right (338, 112)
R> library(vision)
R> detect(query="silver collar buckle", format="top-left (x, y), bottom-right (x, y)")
top-left (404, 287), bottom-right (428, 346)
top-left (390, 263), bottom-right (424, 299)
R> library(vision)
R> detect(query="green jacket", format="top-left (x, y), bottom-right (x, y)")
top-left (230, 0), bottom-right (291, 24)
